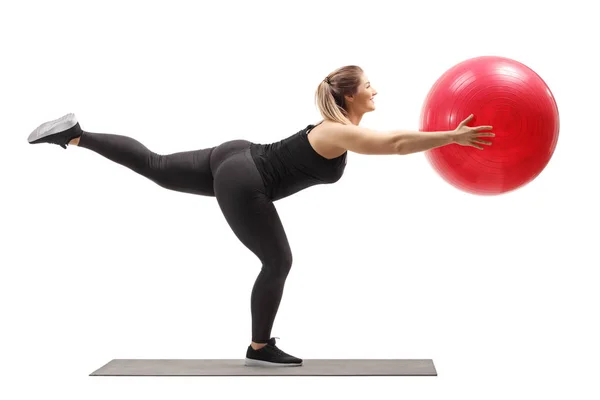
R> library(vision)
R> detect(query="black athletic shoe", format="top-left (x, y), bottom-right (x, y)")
top-left (245, 337), bottom-right (303, 367)
top-left (28, 113), bottom-right (83, 149)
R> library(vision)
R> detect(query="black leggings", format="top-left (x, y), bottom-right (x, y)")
top-left (78, 131), bottom-right (293, 343)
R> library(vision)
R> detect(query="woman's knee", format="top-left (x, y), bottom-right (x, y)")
top-left (263, 251), bottom-right (293, 279)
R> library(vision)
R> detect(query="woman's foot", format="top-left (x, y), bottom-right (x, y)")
top-left (245, 337), bottom-right (303, 367)
top-left (28, 113), bottom-right (82, 149)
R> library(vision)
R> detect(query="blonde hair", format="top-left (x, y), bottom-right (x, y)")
top-left (315, 65), bottom-right (364, 125)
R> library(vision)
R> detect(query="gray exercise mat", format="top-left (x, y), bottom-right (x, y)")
top-left (90, 359), bottom-right (437, 376)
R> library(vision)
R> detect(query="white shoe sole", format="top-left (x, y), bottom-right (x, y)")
top-left (244, 358), bottom-right (303, 367)
top-left (28, 113), bottom-right (78, 143)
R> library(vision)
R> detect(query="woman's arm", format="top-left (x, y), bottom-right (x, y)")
top-left (392, 129), bottom-right (455, 155)
top-left (322, 123), bottom-right (454, 155)
top-left (324, 115), bottom-right (493, 155)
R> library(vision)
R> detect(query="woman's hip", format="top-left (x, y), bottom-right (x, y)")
top-left (211, 140), bottom-right (266, 197)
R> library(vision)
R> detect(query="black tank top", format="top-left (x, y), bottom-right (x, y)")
top-left (249, 123), bottom-right (348, 201)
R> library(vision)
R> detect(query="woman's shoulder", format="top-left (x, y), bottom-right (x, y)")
top-left (306, 119), bottom-right (345, 130)
top-left (304, 120), bottom-right (348, 159)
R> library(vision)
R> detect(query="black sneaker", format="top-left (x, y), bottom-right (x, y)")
top-left (28, 113), bottom-right (83, 149)
top-left (245, 337), bottom-right (303, 367)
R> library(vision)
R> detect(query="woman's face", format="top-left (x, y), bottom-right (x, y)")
top-left (346, 74), bottom-right (378, 114)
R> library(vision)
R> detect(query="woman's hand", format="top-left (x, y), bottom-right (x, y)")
top-left (452, 114), bottom-right (495, 150)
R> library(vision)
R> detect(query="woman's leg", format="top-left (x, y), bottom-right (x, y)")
top-left (77, 131), bottom-right (216, 196)
top-left (211, 143), bottom-right (293, 345)
top-left (28, 113), bottom-right (216, 196)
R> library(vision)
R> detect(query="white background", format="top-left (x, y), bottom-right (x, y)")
top-left (1, 0), bottom-right (598, 398)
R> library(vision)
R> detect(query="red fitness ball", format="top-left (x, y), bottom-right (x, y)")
top-left (419, 56), bottom-right (560, 195)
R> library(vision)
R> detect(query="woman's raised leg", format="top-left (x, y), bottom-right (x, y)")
top-left (28, 113), bottom-right (216, 196)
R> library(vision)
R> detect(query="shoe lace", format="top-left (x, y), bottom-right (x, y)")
top-left (269, 337), bottom-right (287, 356)
top-left (46, 136), bottom-right (67, 149)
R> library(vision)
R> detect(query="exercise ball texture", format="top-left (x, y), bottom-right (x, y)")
top-left (420, 56), bottom-right (560, 195)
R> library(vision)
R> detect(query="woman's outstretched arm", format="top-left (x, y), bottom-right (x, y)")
top-left (322, 116), bottom-right (493, 155)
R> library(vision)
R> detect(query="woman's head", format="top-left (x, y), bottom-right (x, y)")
top-left (315, 65), bottom-right (377, 125)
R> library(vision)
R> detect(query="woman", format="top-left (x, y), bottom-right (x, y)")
top-left (27, 65), bottom-right (494, 367)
